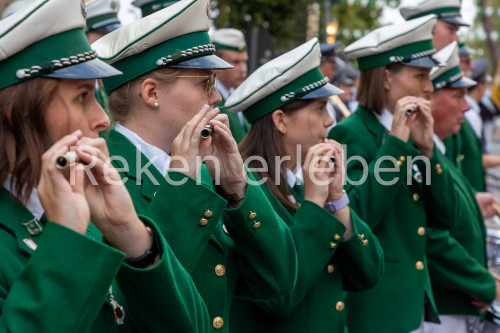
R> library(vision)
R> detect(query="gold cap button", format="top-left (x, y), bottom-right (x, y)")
top-left (362, 239), bottom-right (368, 246)
top-left (253, 221), bottom-right (261, 229)
top-left (333, 234), bottom-right (341, 241)
top-left (413, 193), bottom-right (420, 202)
top-left (327, 264), bottom-right (334, 274)
top-left (204, 210), bottom-right (213, 218)
top-left (330, 242), bottom-right (337, 249)
top-left (335, 301), bottom-right (345, 311)
top-left (416, 261), bottom-right (424, 270)
top-left (213, 317), bottom-right (224, 329)
top-left (248, 212), bottom-right (257, 219)
top-left (199, 218), bottom-right (208, 226)
top-left (215, 264), bottom-right (225, 277)
top-left (418, 227), bottom-right (425, 236)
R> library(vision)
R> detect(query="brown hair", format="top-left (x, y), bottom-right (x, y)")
top-left (108, 67), bottom-right (185, 123)
top-left (239, 99), bottom-right (313, 211)
top-left (0, 78), bottom-right (59, 201)
top-left (356, 63), bottom-right (405, 114)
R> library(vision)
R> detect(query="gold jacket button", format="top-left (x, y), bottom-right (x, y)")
top-left (213, 317), bottom-right (224, 329)
top-left (330, 242), bottom-right (337, 249)
top-left (413, 193), bottom-right (420, 202)
top-left (362, 239), bottom-right (368, 246)
top-left (199, 218), bottom-right (208, 226)
top-left (327, 264), bottom-right (334, 274)
top-left (215, 264), bottom-right (226, 277)
top-left (418, 227), bottom-right (426, 236)
top-left (397, 160), bottom-right (403, 167)
top-left (358, 234), bottom-right (365, 240)
top-left (333, 234), bottom-right (341, 241)
top-left (204, 210), bottom-right (213, 218)
top-left (335, 301), bottom-right (345, 311)
top-left (248, 211), bottom-right (257, 219)
top-left (436, 164), bottom-right (443, 175)
top-left (399, 156), bottom-right (406, 162)
top-left (416, 261), bottom-right (424, 270)
top-left (253, 221), bottom-right (261, 229)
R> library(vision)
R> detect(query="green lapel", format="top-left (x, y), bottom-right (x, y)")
top-left (217, 91), bottom-right (249, 143)
top-left (106, 129), bottom-right (164, 202)
top-left (353, 105), bottom-right (388, 148)
top-left (0, 188), bottom-right (45, 255)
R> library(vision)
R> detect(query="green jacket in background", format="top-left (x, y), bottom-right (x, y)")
top-left (329, 105), bottom-right (462, 333)
top-left (443, 119), bottom-right (486, 192)
top-left (0, 188), bottom-right (210, 332)
top-left (106, 129), bottom-right (298, 333)
top-left (230, 176), bottom-right (384, 333)
top-left (216, 95), bottom-right (249, 143)
top-left (426, 144), bottom-right (495, 316)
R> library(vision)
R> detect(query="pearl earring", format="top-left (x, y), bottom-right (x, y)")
top-left (153, 102), bottom-right (159, 108)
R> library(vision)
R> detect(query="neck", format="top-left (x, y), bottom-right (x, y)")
top-left (122, 114), bottom-right (176, 154)
top-left (284, 143), bottom-right (299, 171)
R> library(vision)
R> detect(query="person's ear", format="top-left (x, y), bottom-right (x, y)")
top-left (140, 78), bottom-right (160, 109)
top-left (272, 109), bottom-right (288, 135)
top-left (384, 69), bottom-right (393, 91)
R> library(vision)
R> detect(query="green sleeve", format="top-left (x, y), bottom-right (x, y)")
top-left (244, 201), bottom-right (383, 316)
top-left (115, 216), bottom-right (210, 333)
top-left (0, 222), bottom-right (124, 333)
top-left (223, 174), bottom-right (298, 301)
top-left (330, 127), bottom-right (419, 228)
top-left (146, 170), bottom-right (228, 273)
top-left (426, 227), bottom-right (496, 303)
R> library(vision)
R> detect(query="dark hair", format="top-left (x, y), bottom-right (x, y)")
top-left (356, 63), bottom-right (404, 114)
top-left (239, 99), bottom-right (313, 211)
top-left (0, 78), bottom-right (59, 200)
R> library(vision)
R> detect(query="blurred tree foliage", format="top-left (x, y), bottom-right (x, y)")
top-left (330, 3), bottom-right (381, 47)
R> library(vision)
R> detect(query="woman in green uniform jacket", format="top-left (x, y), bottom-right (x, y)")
top-left (223, 38), bottom-right (384, 333)
top-left (329, 16), bottom-right (464, 333)
top-left (0, 0), bottom-right (211, 332)
top-left (424, 42), bottom-right (498, 332)
top-left (93, 0), bottom-right (298, 331)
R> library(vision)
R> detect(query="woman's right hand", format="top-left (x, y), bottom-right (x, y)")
top-left (38, 130), bottom-right (90, 234)
top-left (302, 143), bottom-right (336, 208)
top-left (391, 96), bottom-right (418, 143)
top-left (170, 104), bottom-right (220, 179)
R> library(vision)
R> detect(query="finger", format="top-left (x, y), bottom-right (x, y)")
top-left (183, 104), bottom-right (211, 140)
top-left (71, 163), bottom-right (86, 196)
top-left (210, 119), bottom-right (232, 138)
top-left (211, 112), bottom-right (230, 128)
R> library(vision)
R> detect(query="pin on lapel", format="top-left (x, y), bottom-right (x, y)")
top-left (22, 218), bottom-right (43, 236)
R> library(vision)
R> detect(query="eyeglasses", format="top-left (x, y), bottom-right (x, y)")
top-left (165, 72), bottom-right (217, 97)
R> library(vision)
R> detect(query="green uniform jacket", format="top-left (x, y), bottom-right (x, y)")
top-left (329, 105), bottom-right (461, 333)
top-left (443, 119), bottom-right (486, 192)
top-left (426, 147), bottom-right (496, 316)
top-left (0, 188), bottom-right (210, 332)
top-left (106, 129), bottom-right (297, 332)
top-left (230, 179), bottom-right (384, 333)
top-left (217, 95), bottom-right (249, 143)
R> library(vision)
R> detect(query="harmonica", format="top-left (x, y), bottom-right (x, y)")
top-left (406, 105), bottom-right (418, 116)
top-left (56, 151), bottom-right (77, 169)
top-left (201, 125), bottom-right (214, 139)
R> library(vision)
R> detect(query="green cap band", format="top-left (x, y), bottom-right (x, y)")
top-left (101, 31), bottom-right (213, 93)
top-left (140, 1), bottom-right (179, 16)
top-left (212, 41), bottom-right (247, 52)
top-left (407, 6), bottom-right (460, 20)
top-left (0, 29), bottom-right (92, 90)
top-left (432, 65), bottom-right (463, 89)
top-left (86, 13), bottom-right (120, 31)
top-left (242, 68), bottom-right (326, 123)
top-left (356, 40), bottom-right (435, 70)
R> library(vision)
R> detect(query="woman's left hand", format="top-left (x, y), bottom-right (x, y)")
top-left (476, 192), bottom-right (500, 219)
top-left (75, 137), bottom-right (153, 259)
top-left (408, 98), bottom-right (434, 157)
top-left (201, 114), bottom-right (247, 204)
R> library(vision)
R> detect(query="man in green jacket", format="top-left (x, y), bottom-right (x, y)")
top-left (425, 42), bottom-right (499, 332)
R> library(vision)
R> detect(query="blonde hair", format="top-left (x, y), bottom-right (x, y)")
top-left (108, 67), bottom-right (184, 123)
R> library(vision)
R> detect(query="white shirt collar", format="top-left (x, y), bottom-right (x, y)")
top-left (2, 174), bottom-right (44, 220)
top-left (215, 80), bottom-right (231, 101)
top-left (115, 123), bottom-right (171, 175)
top-left (373, 108), bottom-right (393, 132)
top-left (433, 134), bottom-right (446, 155)
top-left (286, 166), bottom-right (304, 189)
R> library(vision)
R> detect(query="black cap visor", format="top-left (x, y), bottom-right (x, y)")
top-left (170, 54), bottom-right (233, 70)
top-left (42, 58), bottom-right (122, 79)
top-left (448, 76), bottom-right (477, 89)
